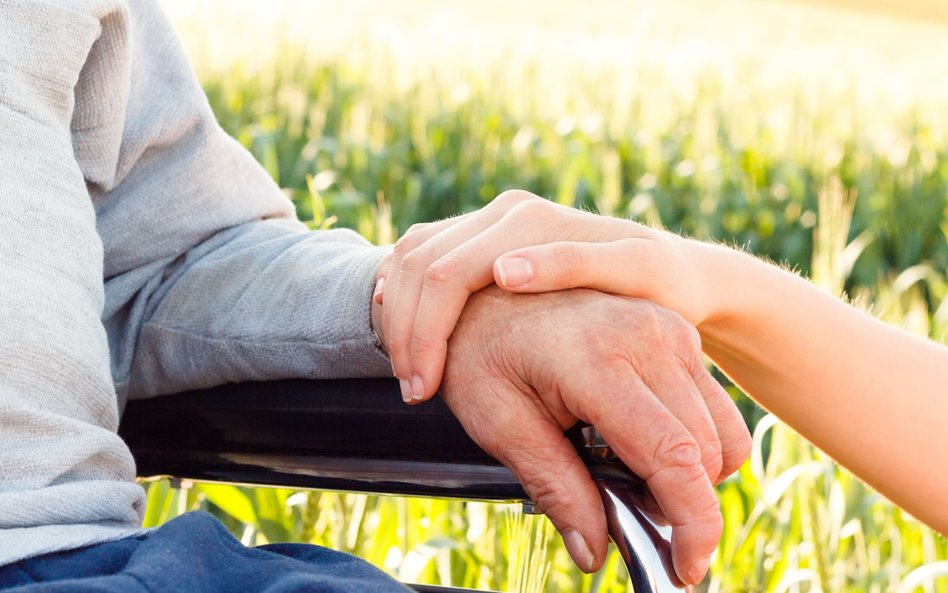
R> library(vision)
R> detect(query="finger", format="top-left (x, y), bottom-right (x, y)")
top-left (690, 364), bottom-right (752, 483)
top-left (664, 322), bottom-right (752, 484)
top-left (373, 276), bottom-right (385, 305)
top-left (405, 203), bottom-right (634, 403)
top-left (641, 362), bottom-right (723, 486)
top-left (406, 219), bottom-right (568, 405)
top-left (478, 412), bottom-right (609, 573)
top-left (493, 239), bottom-right (652, 293)
top-left (576, 367), bottom-right (722, 586)
top-left (384, 218), bottom-right (468, 323)
top-left (638, 489), bottom-right (668, 527)
top-left (388, 201), bottom-right (540, 400)
top-left (383, 215), bottom-right (474, 399)
top-left (374, 253), bottom-right (393, 305)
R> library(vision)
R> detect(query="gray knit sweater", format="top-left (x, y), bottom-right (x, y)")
top-left (0, 0), bottom-right (391, 565)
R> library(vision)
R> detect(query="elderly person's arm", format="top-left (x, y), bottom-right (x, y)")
top-left (95, 0), bottom-right (391, 403)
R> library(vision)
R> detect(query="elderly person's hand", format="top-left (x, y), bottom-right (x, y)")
top-left (379, 190), bottom-right (637, 403)
top-left (436, 286), bottom-right (751, 586)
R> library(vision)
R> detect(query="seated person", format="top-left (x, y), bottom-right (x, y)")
top-left (0, 0), bottom-right (747, 590)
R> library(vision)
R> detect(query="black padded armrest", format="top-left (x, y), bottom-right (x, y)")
top-left (121, 378), bottom-right (530, 500)
top-left (120, 379), bottom-right (686, 593)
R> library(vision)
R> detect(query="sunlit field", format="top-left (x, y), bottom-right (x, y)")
top-left (149, 0), bottom-right (948, 590)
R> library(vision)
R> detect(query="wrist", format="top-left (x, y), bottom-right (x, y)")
top-left (691, 240), bottom-right (766, 341)
top-left (370, 286), bottom-right (388, 353)
top-left (650, 231), bottom-right (723, 329)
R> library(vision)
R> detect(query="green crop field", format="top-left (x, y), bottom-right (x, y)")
top-left (145, 0), bottom-right (948, 590)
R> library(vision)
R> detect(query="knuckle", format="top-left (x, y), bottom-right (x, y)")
top-left (393, 233), bottom-right (423, 260)
top-left (553, 243), bottom-right (587, 283)
top-left (507, 195), bottom-right (553, 221)
top-left (505, 436), bottom-right (581, 498)
top-left (518, 468), bottom-right (576, 520)
top-left (654, 311), bottom-right (704, 367)
top-left (423, 254), bottom-right (461, 287)
top-left (682, 322), bottom-right (702, 352)
top-left (657, 309), bottom-right (694, 343)
top-left (400, 249), bottom-right (431, 275)
top-left (620, 301), bottom-right (666, 346)
top-left (493, 189), bottom-right (539, 210)
top-left (406, 222), bottom-right (430, 235)
top-left (650, 430), bottom-right (702, 477)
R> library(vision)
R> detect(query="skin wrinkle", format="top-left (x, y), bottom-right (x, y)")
top-left (440, 286), bottom-right (729, 579)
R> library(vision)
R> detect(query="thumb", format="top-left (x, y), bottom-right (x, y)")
top-left (494, 241), bottom-right (619, 293)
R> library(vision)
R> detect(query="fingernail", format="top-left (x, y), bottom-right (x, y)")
top-left (410, 374), bottom-right (425, 401)
top-left (495, 257), bottom-right (533, 287)
top-left (398, 378), bottom-right (411, 403)
top-left (688, 554), bottom-right (711, 585)
top-left (373, 277), bottom-right (385, 304)
top-left (563, 529), bottom-right (595, 573)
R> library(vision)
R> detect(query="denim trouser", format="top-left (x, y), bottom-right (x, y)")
top-left (0, 512), bottom-right (411, 592)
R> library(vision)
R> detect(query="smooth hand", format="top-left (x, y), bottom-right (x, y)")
top-left (439, 287), bottom-right (751, 585)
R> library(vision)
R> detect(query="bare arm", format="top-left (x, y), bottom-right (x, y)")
top-left (498, 233), bottom-right (948, 534)
top-left (692, 242), bottom-right (948, 532)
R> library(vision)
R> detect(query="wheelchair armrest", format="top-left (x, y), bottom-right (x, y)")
top-left (121, 378), bottom-right (522, 499)
top-left (120, 378), bottom-right (688, 593)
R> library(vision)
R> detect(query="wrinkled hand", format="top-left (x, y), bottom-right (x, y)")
top-left (439, 287), bottom-right (751, 585)
top-left (377, 190), bottom-right (633, 403)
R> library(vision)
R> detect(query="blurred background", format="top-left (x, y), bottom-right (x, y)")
top-left (148, 0), bottom-right (948, 590)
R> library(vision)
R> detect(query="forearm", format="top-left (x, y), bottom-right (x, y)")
top-left (126, 221), bottom-right (393, 398)
top-left (692, 241), bottom-right (948, 532)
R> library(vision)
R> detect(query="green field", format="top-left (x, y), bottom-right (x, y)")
top-left (147, 0), bottom-right (948, 590)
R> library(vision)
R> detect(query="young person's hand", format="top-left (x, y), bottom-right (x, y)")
top-left (439, 287), bottom-right (751, 585)
top-left (377, 190), bottom-right (677, 404)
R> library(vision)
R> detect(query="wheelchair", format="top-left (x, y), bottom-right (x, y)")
top-left (121, 378), bottom-right (688, 593)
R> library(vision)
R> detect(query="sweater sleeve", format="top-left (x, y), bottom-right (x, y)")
top-left (124, 221), bottom-right (392, 398)
top-left (0, 0), bottom-right (145, 564)
top-left (86, 0), bottom-right (393, 401)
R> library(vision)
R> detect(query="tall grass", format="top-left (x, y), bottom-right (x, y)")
top-left (144, 1), bottom-right (948, 590)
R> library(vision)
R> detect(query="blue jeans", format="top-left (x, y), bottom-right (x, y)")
top-left (0, 512), bottom-right (411, 592)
